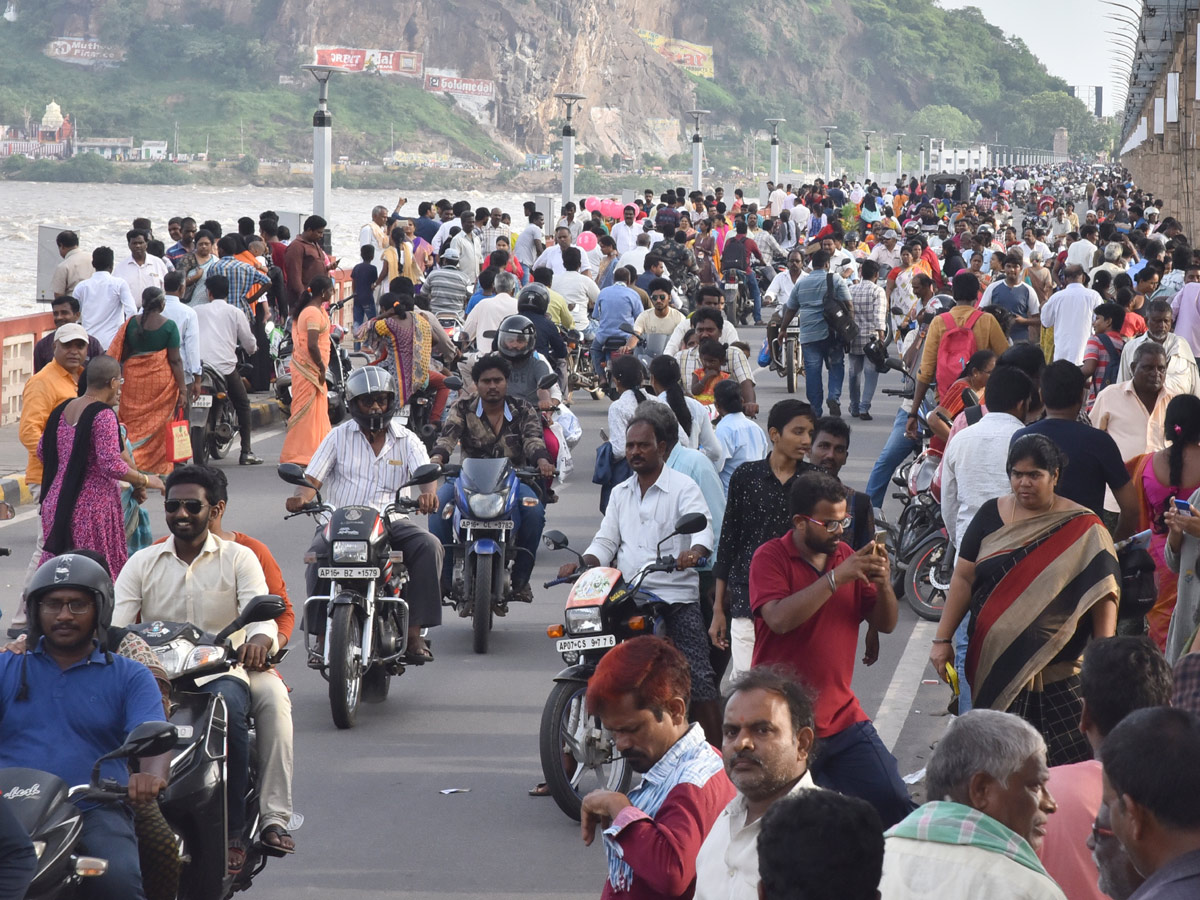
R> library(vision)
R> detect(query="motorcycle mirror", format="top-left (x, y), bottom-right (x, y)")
top-left (403, 463), bottom-right (442, 487)
top-left (277, 463), bottom-right (310, 488)
top-left (890, 306), bottom-right (904, 317)
top-left (537, 374), bottom-right (560, 391)
top-left (618, 322), bottom-right (636, 335)
top-left (215, 594), bottom-right (285, 644)
top-left (543, 530), bottom-right (569, 550)
top-left (672, 512), bottom-right (708, 535)
top-left (482, 330), bottom-right (497, 340)
top-left (443, 375), bottom-right (463, 391)
top-left (94, 722), bottom-right (178, 783)
top-left (0, 501), bottom-right (13, 521)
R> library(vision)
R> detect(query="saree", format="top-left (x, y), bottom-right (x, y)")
top-left (372, 312), bottom-right (432, 403)
top-left (966, 509), bottom-right (1119, 761)
top-left (109, 317), bottom-right (180, 475)
top-left (279, 304), bottom-right (331, 465)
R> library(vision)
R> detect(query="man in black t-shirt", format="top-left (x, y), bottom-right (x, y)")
top-left (1011, 360), bottom-right (1138, 537)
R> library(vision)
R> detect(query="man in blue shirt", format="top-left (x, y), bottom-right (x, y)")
top-left (777, 249), bottom-right (852, 417)
top-left (591, 267), bottom-right (644, 385)
top-left (0, 554), bottom-right (169, 900)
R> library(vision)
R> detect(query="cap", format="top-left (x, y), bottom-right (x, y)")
top-left (54, 323), bottom-right (89, 345)
top-left (883, 229), bottom-right (900, 239)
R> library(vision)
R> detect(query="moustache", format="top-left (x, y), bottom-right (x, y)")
top-left (731, 753), bottom-right (762, 768)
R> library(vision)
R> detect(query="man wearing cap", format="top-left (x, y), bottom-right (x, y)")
top-left (869, 230), bottom-right (902, 279)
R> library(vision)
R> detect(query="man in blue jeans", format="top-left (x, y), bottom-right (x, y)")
top-left (429, 355), bottom-right (556, 605)
top-left (776, 249), bottom-right (850, 417)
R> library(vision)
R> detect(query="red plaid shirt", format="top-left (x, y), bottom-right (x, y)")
top-left (1083, 331), bottom-right (1125, 408)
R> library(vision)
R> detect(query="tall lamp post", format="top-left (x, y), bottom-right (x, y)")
top-left (894, 133), bottom-right (905, 183)
top-left (554, 92), bottom-right (586, 210)
top-left (687, 109), bottom-right (710, 192)
top-left (862, 130), bottom-right (875, 183)
top-left (821, 125), bottom-right (837, 182)
top-left (765, 118), bottom-right (785, 186)
top-left (301, 64), bottom-right (338, 252)
top-left (918, 134), bottom-right (930, 179)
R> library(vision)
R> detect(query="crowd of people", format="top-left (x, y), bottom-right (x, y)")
top-left (2, 162), bottom-right (1200, 900)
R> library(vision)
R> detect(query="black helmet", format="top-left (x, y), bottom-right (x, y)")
top-left (345, 365), bottom-right (397, 433)
top-left (863, 337), bottom-right (890, 372)
top-left (516, 283), bottom-right (551, 317)
top-left (25, 552), bottom-right (115, 644)
top-left (494, 315), bottom-right (536, 361)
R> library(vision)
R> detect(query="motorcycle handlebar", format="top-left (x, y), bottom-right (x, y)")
top-left (881, 388), bottom-right (913, 397)
top-left (542, 574), bottom-right (579, 589)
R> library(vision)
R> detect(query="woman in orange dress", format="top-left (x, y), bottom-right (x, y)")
top-left (280, 276), bottom-right (334, 465)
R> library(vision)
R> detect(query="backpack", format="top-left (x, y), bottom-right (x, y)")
top-left (722, 235), bottom-right (748, 272)
top-left (934, 309), bottom-right (983, 393)
top-left (822, 273), bottom-right (860, 346)
top-left (1095, 333), bottom-right (1122, 391)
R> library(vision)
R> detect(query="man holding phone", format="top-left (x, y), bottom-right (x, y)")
top-left (1165, 493), bottom-right (1200, 662)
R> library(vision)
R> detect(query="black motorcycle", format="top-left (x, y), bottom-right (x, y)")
top-left (129, 594), bottom-right (290, 900)
top-left (397, 376), bottom-right (462, 452)
top-left (189, 362), bottom-right (239, 466)
top-left (274, 299), bottom-right (363, 426)
top-left (278, 462), bottom-right (441, 728)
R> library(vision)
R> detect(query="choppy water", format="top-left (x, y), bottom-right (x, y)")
top-left (0, 182), bottom-right (535, 318)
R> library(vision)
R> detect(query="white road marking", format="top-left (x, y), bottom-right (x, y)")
top-left (0, 508), bottom-right (38, 530)
top-left (873, 618), bottom-right (937, 752)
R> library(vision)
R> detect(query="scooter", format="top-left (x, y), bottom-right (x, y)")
top-left (1, 722), bottom-right (178, 900)
top-left (537, 513), bottom-right (708, 820)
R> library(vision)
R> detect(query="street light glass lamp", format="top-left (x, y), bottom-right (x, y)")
top-left (687, 109), bottom-right (711, 136)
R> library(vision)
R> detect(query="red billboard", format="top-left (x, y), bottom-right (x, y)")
top-left (312, 47), bottom-right (423, 77)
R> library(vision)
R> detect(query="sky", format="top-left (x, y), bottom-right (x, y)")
top-left (939, 0), bottom-right (1126, 116)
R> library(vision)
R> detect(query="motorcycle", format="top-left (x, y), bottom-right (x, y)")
top-left (396, 375), bottom-right (462, 453)
top-left (277, 462), bottom-right (442, 729)
top-left (436, 456), bottom-right (554, 655)
top-left (562, 328), bottom-right (603, 400)
top-left (1, 722), bottom-right (178, 900)
top-left (537, 513), bottom-right (708, 820)
top-left (129, 594), bottom-right (290, 900)
top-left (274, 299), bottom-right (364, 424)
top-left (721, 267), bottom-right (753, 326)
top-left (189, 362), bottom-right (242, 466)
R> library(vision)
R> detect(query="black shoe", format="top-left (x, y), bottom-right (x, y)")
top-left (827, 401), bottom-right (841, 417)
top-left (239, 451), bottom-right (264, 466)
top-left (859, 412), bottom-right (873, 421)
top-left (511, 583), bottom-right (534, 604)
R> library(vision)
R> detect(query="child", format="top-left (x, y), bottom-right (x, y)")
top-left (1114, 285), bottom-right (1146, 338)
top-left (681, 328), bottom-right (699, 351)
top-left (351, 245), bottom-right (379, 350)
top-left (1082, 302), bottom-right (1127, 409)
top-left (690, 338), bottom-right (730, 406)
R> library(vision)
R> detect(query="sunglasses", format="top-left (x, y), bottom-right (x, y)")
top-left (165, 498), bottom-right (208, 515)
top-left (1091, 820), bottom-right (1115, 842)
top-left (651, 293), bottom-right (670, 300)
top-left (40, 597), bottom-right (93, 615)
top-left (803, 515), bottom-right (853, 533)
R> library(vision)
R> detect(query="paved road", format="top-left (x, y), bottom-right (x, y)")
top-left (0, 328), bottom-right (951, 898)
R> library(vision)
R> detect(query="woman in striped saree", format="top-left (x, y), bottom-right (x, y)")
top-left (930, 434), bottom-right (1119, 765)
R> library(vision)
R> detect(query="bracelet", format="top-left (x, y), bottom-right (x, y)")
top-left (931, 638), bottom-right (952, 644)
top-left (907, 413), bottom-right (919, 419)
top-left (826, 571), bottom-right (837, 593)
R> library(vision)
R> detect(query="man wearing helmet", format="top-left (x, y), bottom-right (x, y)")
top-left (1, 553), bottom-right (170, 900)
top-left (284, 366), bottom-right (443, 662)
top-left (492, 312), bottom-right (559, 410)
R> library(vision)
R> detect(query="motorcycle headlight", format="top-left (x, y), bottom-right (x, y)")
top-left (184, 645), bottom-right (227, 672)
top-left (152, 639), bottom-right (191, 679)
top-left (565, 607), bottom-right (603, 635)
top-left (32, 841), bottom-right (45, 859)
top-left (467, 492), bottom-right (506, 519)
top-left (333, 541), bottom-right (369, 563)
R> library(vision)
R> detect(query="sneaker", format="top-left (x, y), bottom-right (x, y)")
top-left (827, 401), bottom-right (841, 417)
top-left (239, 451), bottom-right (264, 466)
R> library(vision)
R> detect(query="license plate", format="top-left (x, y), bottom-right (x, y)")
top-left (192, 395), bottom-right (213, 408)
top-left (556, 634), bottom-right (616, 653)
top-left (317, 567), bottom-right (380, 579)
top-left (460, 519), bottom-right (514, 530)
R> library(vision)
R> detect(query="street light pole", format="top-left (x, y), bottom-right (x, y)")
top-left (301, 64), bottom-right (337, 253)
top-left (821, 126), bottom-right (837, 183)
top-left (894, 133), bottom-right (905, 183)
top-left (554, 93), bottom-right (586, 211)
top-left (765, 118), bottom-right (785, 186)
top-left (862, 130), bottom-right (875, 183)
top-left (688, 109), bottom-right (710, 192)
top-left (918, 134), bottom-right (929, 179)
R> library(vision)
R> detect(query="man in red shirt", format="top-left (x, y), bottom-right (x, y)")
top-left (283, 215), bottom-right (337, 309)
top-left (748, 470), bottom-right (913, 827)
top-left (581, 636), bottom-right (734, 899)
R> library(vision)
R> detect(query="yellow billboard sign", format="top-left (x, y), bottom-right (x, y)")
top-left (637, 30), bottom-right (714, 79)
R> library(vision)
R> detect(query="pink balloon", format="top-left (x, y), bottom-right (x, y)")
top-left (584, 196), bottom-right (601, 213)
top-left (601, 200), bottom-right (622, 218)
top-left (576, 231), bottom-right (598, 251)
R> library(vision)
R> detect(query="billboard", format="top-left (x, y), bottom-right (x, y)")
top-left (312, 46), bottom-right (423, 77)
top-left (636, 30), bottom-right (713, 79)
top-left (44, 36), bottom-right (125, 67)
top-left (424, 73), bottom-right (494, 98)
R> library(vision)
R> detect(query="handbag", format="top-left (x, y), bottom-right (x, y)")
top-left (165, 406), bottom-right (192, 463)
top-left (1117, 545), bottom-right (1157, 620)
top-left (822, 273), bottom-right (859, 346)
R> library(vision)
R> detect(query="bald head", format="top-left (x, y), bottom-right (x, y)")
top-left (85, 354), bottom-right (121, 388)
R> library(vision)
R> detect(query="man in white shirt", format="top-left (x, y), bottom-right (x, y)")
top-left (1116, 299), bottom-right (1199, 396)
top-left (1018, 227), bottom-right (1051, 265)
top-left (869, 231), bottom-right (902, 277)
top-left (113, 229), bottom-right (170, 303)
top-left (72, 246), bottom-right (136, 348)
top-left (358, 204), bottom-right (389, 255)
top-left (618, 232), bottom-right (653, 273)
top-left (610, 205), bottom-right (641, 255)
top-left (557, 413), bottom-right (719, 738)
top-left (533, 226), bottom-right (593, 276)
top-left (49, 230), bottom-right (94, 297)
top-left (767, 182), bottom-right (787, 217)
top-left (463, 270), bottom-right (520, 344)
top-left (195, 273), bottom-right (261, 465)
top-left (114, 464), bottom-right (286, 857)
top-left (284, 365), bottom-right (441, 661)
top-left (1040, 266), bottom-right (1102, 365)
top-left (764, 251), bottom-right (805, 308)
top-left (695, 669), bottom-right (818, 900)
top-left (513, 207), bottom-right (545, 275)
top-left (664, 288), bottom-right (740, 356)
top-left (160, 271), bottom-right (201, 401)
top-left (1065, 224), bottom-right (1100, 271)
top-left (550, 248), bottom-right (599, 332)
top-left (630, 278), bottom-right (685, 353)
top-left (450, 212), bottom-right (483, 279)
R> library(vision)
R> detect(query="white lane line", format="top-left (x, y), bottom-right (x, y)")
top-left (253, 426), bottom-right (286, 442)
top-left (0, 509), bottom-right (39, 530)
top-left (874, 618), bottom-right (937, 752)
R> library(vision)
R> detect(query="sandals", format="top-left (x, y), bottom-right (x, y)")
top-left (228, 838), bottom-right (248, 875)
top-left (528, 782), bottom-right (552, 797)
top-left (260, 824), bottom-right (295, 856)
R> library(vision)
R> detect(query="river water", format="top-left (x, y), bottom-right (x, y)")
top-left (0, 182), bottom-right (535, 318)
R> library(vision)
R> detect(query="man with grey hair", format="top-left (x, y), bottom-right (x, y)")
top-left (878, 710), bottom-right (1066, 900)
top-left (1090, 241), bottom-right (1127, 285)
top-left (463, 269), bottom-right (519, 345)
top-left (1041, 264), bottom-right (1103, 365)
top-left (359, 204), bottom-right (390, 256)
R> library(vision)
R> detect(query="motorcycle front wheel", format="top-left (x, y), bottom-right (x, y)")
top-left (471, 555), bottom-right (493, 654)
top-left (209, 403), bottom-right (235, 460)
top-left (539, 680), bottom-right (633, 821)
top-left (190, 423), bottom-right (209, 466)
top-left (328, 604), bottom-right (363, 728)
top-left (784, 338), bottom-right (796, 394)
top-left (905, 532), bottom-right (951, 621)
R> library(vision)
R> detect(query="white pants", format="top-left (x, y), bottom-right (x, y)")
top-left (730, 616), bottom-right (756, 681)
top-left (249, 669), bottom-right (294, 832)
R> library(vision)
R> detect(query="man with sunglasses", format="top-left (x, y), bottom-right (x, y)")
top-left (114, 464), bottom-right (278, 875)
top-left (628, 277), bottom-right (684, 354)
top-left (748, 470), bottom-right (912, 827)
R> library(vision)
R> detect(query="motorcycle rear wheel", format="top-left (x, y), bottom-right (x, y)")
top-left (905, 532), bottom-right (951, 621)
top-left (471, 556), bottom-right (493, 654)
top-left (328, 604), bottom-right (363, 728)
top-left (190, 424), bottom-right (209, 466)
top-left (784, 339), bottom-right (796, 394)
top-left (209, 404), bottom-right (235, 460)
top-left (539, 680), bottom-right (633, 821)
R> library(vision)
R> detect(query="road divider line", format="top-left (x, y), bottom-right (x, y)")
top-left (874, 619), bottom-right (937, 752)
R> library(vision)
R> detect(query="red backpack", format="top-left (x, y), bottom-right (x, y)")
top-left (935, 309), bottom-right (983, 393)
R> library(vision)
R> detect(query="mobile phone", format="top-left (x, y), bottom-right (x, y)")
top-left (1175, 499), bottom-right (1194, 515)
top-left (874, 529), bottom-right (889, 556)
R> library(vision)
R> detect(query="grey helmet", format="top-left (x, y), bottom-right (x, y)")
top-left (345, 365), bottom-right (397, 433)
top-left (440, 247), bottom-right (461, 266)
top-left (494, 314), bottom-right (536, 361)
top-left (23, 552), bottom-right (116, 668)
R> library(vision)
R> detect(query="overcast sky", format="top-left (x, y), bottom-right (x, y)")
top-left (939, 0), bottom-right (1127, 116)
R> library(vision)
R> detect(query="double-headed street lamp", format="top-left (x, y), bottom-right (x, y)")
top-left (554, 92), bottom-right (586, 209)
top-left (301, 64), bottom-right (338, 252)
